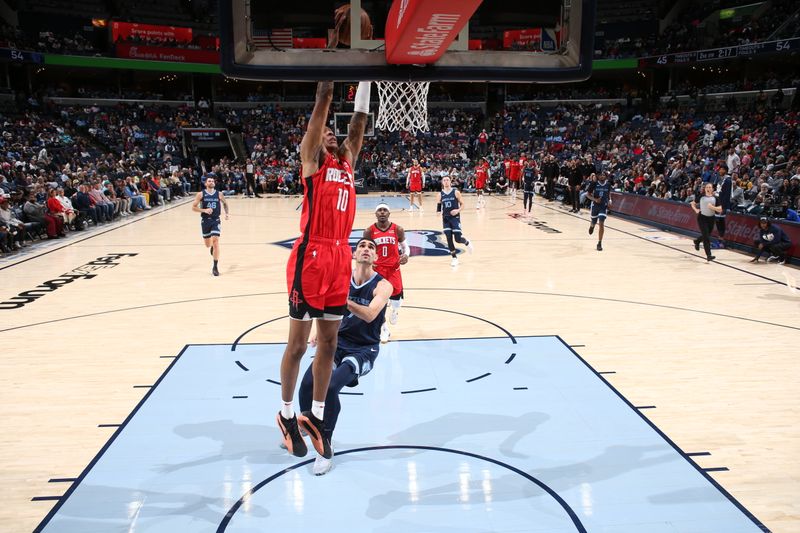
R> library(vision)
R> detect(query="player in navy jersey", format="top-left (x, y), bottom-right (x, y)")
top-left (297, 237), bottom-right (393, 475)
top-left (440, 175), bottom-right (473, 267)
top-left (191, 175), bottom-right (229, 276)
top-left (522, 158), bottom-right (537, 215)
top-left (586, 173), bottom-right (612, 251)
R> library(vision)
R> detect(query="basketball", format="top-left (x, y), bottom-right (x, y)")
top-left (335, 3), bottom-right (373, 46)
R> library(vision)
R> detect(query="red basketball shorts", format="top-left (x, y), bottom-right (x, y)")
top-left (375, 265), bottom-right (403, 298)
top-left (286, 237), bottom-right (352, 320)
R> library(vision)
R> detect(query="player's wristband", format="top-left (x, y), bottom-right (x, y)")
top-left (354, 81), bottom-right (371, 114)
top-left (398, 240), bottom-right (409, 255)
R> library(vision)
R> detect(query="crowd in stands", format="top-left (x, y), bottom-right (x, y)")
top-left (600, 0), bottom-right (800, 59)
top-left (3, 75), bottom-right (799, 255)
top-left (41, 85), bottom-right (194, 102)
top-left (1, 22), bottom-right (101, 56)
top-left (0, 104), bottom-right (199, 255)
top-left (214, 94), bottom-right (798, 224)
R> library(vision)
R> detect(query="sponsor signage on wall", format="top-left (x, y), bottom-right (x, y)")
top-left (112, 22), bottom-right (193, 43)
top-left (502, 28), bottom-right (543, 50)
top-left (116, 44), bottom-right (219, 64)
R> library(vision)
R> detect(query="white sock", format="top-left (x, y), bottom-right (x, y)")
top-left (281, 402), bottom-right (294, 419)
top-left (312, 400), bottom-right (325, 420)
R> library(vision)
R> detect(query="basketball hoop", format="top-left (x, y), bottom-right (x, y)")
top-left (375, 81), bottom-right (430, 133)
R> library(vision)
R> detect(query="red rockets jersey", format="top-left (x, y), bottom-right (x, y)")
top-left (370, 222), bottom-right (400, 272)
top-left (298, 152), bottom-right (356, 241)
top-left (408, 166), bottom-right (423, 187)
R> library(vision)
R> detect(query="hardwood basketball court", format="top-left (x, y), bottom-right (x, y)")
top-left (1, 193), bottom-right (797, 532)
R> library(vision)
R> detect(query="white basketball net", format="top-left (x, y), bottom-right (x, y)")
top-left (376, 81), bottom-right (430, 133)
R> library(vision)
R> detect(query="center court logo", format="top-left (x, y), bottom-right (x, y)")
top-left (273, 229), bottom-right (453, 257)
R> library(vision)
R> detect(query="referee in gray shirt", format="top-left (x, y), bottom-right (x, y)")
top-left (691, 182), bottom-right (723, 261)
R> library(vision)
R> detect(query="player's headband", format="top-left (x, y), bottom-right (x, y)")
top-left (375, 203), bottom-right (391, 212)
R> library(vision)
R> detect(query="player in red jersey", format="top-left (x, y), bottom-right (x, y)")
top-left (363, 203), bottom-right (409, 343)
top-left (277, 70), bottom-right (371, 460)
top-left (509, 156), bottom-right (522, 202)
top-left (406, 159), bottom-right (425, 211)
top-left (474, 159), bottom-right (489, 209)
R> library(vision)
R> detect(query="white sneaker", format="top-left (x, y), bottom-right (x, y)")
top-left (450, 256), bottom-right (459, 267)
top-left (389, 307), bottom-right (399, 325)
top-left (767, 255), bottom-right (779, 263)
top-left (467, 242), bottom-right (474, 254)
top-left (313, 453), bottom-right (333, 476)
top-left (380, 324), bottom-right (391, 343)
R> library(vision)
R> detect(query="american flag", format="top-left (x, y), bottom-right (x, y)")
top-left (252, 28), bottom-right (293, 50)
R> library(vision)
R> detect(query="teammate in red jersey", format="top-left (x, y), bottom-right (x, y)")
top-left (277, 72), bottom-right (371, 460)
top-left (406, 159), bottom-right (425, 211)
top-left (503, 158), bottom-right (512, 187)
top-left (509, 156), bottom-right (522, 202)
top-left (474, 159), bottom-right (489, 209)
top-left (363, 203), bottom-right (409, 343)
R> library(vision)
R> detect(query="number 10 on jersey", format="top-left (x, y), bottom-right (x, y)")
top-left (336, 188), bottom-right (349, 211)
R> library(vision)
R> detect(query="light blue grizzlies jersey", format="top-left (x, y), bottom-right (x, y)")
top-left (338, 272), bottom-right (386, 348)
top-left (202, 190), bottom-right (221, 219)
top-left (440, 189), bottom-right (459, 219)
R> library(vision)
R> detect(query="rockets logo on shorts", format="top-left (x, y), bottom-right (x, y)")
top-left (289, 289), bottom-right (303, 308)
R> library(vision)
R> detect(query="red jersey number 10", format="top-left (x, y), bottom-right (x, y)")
top-left (336, 188), bottom-right (349, 212)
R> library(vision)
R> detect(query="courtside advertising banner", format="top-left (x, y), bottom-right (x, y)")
top-left (611, 192), bottom-right (800, 259)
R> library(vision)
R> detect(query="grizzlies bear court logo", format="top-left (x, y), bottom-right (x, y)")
top-left (274, 229), bottom-right (453, 257)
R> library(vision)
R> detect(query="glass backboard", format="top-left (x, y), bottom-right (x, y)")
top-left (219, 0), bottom-right (595, 83)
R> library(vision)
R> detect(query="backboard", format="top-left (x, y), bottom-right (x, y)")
top-left (334, 112), bottom-right (375, 137)
top-left (219, 0), bottom-right (595, 83)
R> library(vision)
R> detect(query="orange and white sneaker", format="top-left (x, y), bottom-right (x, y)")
top-left (297, 411), bottom-right (332, 459)
top-left (276, 412), bottom-right (308, 457)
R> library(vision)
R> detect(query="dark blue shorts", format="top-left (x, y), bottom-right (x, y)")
top-left (334, 342), bottom-right (378, 384)
top-left (442, 216), bottom-right (463, 233)
top-left (590, 204), bottom-right (608, 221)
top-left (201, 217), bottom-right (221, 238)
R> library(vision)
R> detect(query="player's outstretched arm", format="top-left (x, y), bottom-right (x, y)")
top-left (300, 81), bottom-right (334, 175)
top-left (347, 280), bottom-right (393, 323)
top-left (341, 81), bottom-right (371, 166)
